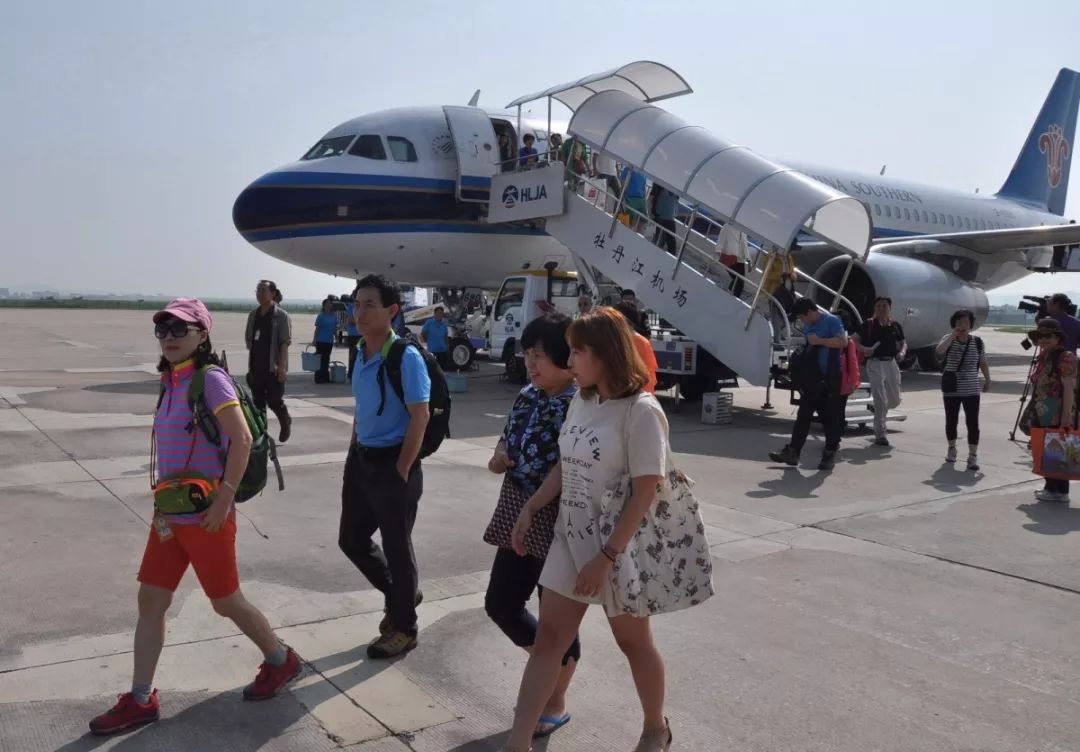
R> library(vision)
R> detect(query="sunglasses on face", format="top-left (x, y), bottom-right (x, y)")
top-left (154, 320), bottom-right (201, 339)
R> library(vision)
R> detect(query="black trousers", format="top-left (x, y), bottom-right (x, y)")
top-left (246, 370), bottom-right (290, 424)
top-left (314, 342), bottom-right (333, 383)
top-left (943, 395), bottom-right (980, 445)
top-left (654, 218), bottom-right (677, 255)
top-left (791, 388), bottom-right (843, 453)
top-left (346, 335), bottom-right (361, 380)
top-left (1044, 477), bottom-right (1070, 494)
top-left (485, 547), bottom-right (581, 667)
top-left (339, 444), bottom-right (423, 634)
top-left (729, 261), bottom-right (747, 298)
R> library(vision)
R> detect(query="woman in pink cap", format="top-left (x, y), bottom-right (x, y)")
top-left (89, 298), bottom-right (301, 736)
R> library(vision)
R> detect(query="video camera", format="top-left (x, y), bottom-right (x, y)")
top-left (1018, 294), bottom-right (1078, 349)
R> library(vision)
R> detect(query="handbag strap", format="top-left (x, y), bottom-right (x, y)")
top-left (946, 337), bottom-right (972, 374)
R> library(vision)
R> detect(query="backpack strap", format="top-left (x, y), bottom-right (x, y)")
top-left (188, 365), bottom-right (224, 448)
top-left (376, 339), bottom-right (410, 416)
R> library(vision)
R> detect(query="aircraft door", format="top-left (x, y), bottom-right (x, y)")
top-left (489, 276), bottom-right (527, 359)
top-left (442, 105), bottom-right (499, 203)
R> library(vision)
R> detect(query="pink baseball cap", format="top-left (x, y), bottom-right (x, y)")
top-left (153, 298), bottom-right (213, 331)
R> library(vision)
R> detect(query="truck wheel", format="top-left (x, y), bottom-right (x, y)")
top-left (678, 376), bottom-right (705, 402)
top-left (449, 337), bottom-right (475, 371)
top-left (502, 344), bottom-right (526, 384)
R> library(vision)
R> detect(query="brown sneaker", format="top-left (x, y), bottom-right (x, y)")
top-left (367, 630), bottom-right (417, 659)
top-left (378, 590), bottom-right (424, 635)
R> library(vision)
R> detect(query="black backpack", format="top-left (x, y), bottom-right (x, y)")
top-left (157, 364), bottom-right (285, 502)
top-left (375, 334), bottom-right (451, 458)
top-left (788, 344), bottom-right (825, 396)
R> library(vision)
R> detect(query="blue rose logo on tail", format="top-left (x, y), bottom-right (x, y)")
top-left (502, 185), bottom-right (518, 208)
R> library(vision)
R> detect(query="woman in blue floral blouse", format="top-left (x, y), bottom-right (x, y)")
top-left (483, 312), bottom-right (580, 740)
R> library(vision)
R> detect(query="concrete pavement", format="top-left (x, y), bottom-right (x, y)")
top-left (1, 309), bottom-right (1078, 751)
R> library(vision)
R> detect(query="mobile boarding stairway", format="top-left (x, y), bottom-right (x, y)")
top-left (488, 62), bottom-right (900, 429)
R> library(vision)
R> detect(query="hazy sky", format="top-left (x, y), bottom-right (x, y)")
top-left (2, 0), bottom-right (1079, 302)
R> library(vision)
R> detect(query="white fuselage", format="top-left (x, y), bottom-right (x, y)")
top-left (233, 106), bottom-right (1068, 291)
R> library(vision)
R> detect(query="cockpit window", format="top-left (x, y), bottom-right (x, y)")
top-left (302, 136), bottom-right (355, 161)
top-left (349, 135), bottom-right (387, 160)
top-left (387, 136), bottom-right (418, 163)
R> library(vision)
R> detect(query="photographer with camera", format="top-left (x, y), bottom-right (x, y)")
top-left (1023, 319), bottom-right (1077, 503)
top-left (1044, 294), bottom-right (1080, 353)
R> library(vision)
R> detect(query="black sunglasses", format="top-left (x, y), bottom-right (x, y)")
top-left (154, 320), bottom-right (201, 339)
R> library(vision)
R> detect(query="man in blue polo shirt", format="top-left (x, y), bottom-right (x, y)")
top-left (420, 306), bottom-right (451, 371)
top-left (341, 274), bottom-right (431, 659)
top-left (769, 298), bottom-right (848, 471)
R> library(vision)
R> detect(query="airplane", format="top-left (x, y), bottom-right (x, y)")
top-left (232, 65), bottom-right (1080, 367)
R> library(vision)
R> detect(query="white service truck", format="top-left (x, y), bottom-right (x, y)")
top-left (487, 269), bottom-right (734, 398)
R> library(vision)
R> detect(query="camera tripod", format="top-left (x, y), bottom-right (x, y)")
top-left (1007, 350), bottom-right (1040, 443)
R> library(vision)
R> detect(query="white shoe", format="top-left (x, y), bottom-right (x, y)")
top-left (1035, 489), bottom-right (1070, 503)
top-left (946, 446), bottom-right (957, 463)
top-left (967, 456), bottom-right (979, 471)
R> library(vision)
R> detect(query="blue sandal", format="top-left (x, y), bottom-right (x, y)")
top-left (533, 712), bottom-right (571, 739)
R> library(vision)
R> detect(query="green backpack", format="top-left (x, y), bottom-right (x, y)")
top-left (156, 365), bottom-right (284, 503)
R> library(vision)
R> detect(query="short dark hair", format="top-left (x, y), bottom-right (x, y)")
top-left (355, 274), bottom-right (401, 308)
top-left (949, 309), bottom-right (975, 328)
top-left (620, 289), bottom-right (636, 298)
top-left (874, 296), bottom-right (892, 306)
top-left (1051, 293), bottom-right (1072, 307)
top-left (792, 298), bottom-right (817, 316)
top-left (521, 312), bottom-right (572, 369)
top-left (523, 133), bottom-right (535, 142)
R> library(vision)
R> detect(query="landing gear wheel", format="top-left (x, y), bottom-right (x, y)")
top-left (448, 337), bottom-right (475, 372)
top-left (916, 347), bottom-right (943, 372)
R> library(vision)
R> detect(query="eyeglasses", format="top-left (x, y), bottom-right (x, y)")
top-left (154, 320), bottom-right (200, 339)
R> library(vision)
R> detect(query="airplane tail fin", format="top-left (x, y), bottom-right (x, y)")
top-left (996, 68), bottom-right (1080, 215)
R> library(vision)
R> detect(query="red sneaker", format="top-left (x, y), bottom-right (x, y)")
top-left (243, 648), bottom-right (302, 701)
top-left (89, 691), bottom-right (160, 735)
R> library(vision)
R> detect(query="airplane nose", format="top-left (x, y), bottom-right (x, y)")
top-left (232, 171), bottom-right (313, 240)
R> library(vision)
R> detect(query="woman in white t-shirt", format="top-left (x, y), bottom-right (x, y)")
top-left (501, 308), bottom-right (673, 752)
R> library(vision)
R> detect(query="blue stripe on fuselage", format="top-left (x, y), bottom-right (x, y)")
top-left (242, 221), bottom-right (549, 242)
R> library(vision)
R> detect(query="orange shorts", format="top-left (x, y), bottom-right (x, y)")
top-left (137, 512), bottom-right (240, 600)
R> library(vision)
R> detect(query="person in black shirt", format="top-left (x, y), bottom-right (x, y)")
top-left (245, 280), bottom-right (293, 442)
top-left (854, 297), bottom-right (906, 446)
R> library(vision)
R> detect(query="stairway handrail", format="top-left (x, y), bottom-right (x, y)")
top-left (559, 164), bottom-right (793, 345)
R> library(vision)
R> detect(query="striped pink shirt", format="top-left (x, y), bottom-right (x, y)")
top-left (154, 361), bottom-right (239, 523)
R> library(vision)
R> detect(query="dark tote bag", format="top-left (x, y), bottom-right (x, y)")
top-left (941, 338), bottom-right (971, 393)
top-left (483, 476), bottom-right (557, 559)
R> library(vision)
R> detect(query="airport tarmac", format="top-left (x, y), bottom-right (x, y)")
top-left (1, 308), bottom-right (1079, 752)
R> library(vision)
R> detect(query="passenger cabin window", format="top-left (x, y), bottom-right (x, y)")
top-left (302, 136), bottom-right (355, 160)
top-left (388, 136), bottom-right (418, 162)
top-left (875, 204), bottom-right (882, 216)
top-left (349, 135), bottom-right (386, 160)
top-left (949, 215), bottom-right (955, 227)
top-left (904, 208), bottom-right (911, 221)
top-left (885, 206), bottom-right (892, 218)
top-left (964, 217), bottom-right (971, 230)
top-left (922, 210), bottom-right (929, 223)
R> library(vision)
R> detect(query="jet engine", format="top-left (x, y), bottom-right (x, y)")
top-left (810, 253), bottom-right (989, 367)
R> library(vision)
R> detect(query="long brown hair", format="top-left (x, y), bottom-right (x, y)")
top-left (567, 307), bottom-right (650, 399)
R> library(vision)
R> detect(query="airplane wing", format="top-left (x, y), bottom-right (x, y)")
top-left (872, 223), bottom-right (1080, 255)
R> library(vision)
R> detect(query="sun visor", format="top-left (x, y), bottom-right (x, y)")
top-left (505, 61), bottom-right (692, 111)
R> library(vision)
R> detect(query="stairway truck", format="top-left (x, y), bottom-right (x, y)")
top-left (488, 269), bottom-right (583, 383)
top-left (652, 336), bottom-right (736, 401)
